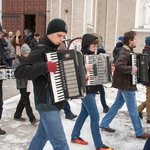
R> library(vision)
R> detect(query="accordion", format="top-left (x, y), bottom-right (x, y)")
top-left (45, 50), bottom-right (86, 103)
top-left (131, 53), bottom-right (149, 85)
top-left (0, 67), bottom-right (15, 80)
top-left (84, 53), bottom-right (112, 86)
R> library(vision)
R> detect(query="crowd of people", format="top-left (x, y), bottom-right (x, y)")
top-left (0, 18), bottom-right (150, 150)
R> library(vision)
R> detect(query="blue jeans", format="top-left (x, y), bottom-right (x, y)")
top-left (143, 137), bottom-right (150, 150)
top-left (100, 89), bottom-right (144, 136)
top-left (98, 85), bottom-right (108, 109)
top-left (71, 94), bottom-right (103, 149)
top-left (28, 110), bottom-right (70, 150)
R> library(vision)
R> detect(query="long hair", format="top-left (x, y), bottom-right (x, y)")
top-left (122, 31), bottom-right (137, 46)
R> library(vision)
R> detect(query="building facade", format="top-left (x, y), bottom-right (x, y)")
top-left (1, 0), bottom-right (150, 53)
top-left (47, 0), bottom-right (150, 53)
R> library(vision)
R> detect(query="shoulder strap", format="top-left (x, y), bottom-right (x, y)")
top-left (31, 44), bottom-right (48, 51)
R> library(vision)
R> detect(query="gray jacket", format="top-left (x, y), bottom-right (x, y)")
top-left (12, 56), bottom-right (27, 89)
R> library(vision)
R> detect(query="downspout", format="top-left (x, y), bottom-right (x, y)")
top-left (94, 0), bottom-right (98, 32)
top-left (71, 0), bottom-right (74, 39)
top-left (83, 0), bottom-right (87, 35)
top-left (59, 0), bottom-right (62, 18)
top-left (114, 0), bottom-right (119, 45)
top-left (104, 0), bottom-right (108, 48)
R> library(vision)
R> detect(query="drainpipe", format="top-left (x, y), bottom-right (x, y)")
top-left (114, 0), bottom-right (119, 45)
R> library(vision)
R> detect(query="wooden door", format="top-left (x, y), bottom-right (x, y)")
top-left (2, 14), bottom-right (24, 35)
top-left (2, 0), bottom-right (46, 36)
top-left (2, 0), bottom-right (25, 34)
top-left (36, 13), bottom-right (46, 38)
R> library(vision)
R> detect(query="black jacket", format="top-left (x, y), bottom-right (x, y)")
top-left (14, 36), bottom-right (65, 111)
top-left (141, 46), bottom-right (150, 86)
top-left (81, 34), bottom-right (99, 94)
top-left (29, 38), bottom-right (41, 49)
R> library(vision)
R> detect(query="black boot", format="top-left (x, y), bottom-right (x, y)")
top-left (103, 106), bottom-right (109, 113)
top-left (65, 112), bottom-right (77, 120)
top-left (0, 128), bottom-right (6, 135)
top-left (138, 112), bottom-right (143, 119)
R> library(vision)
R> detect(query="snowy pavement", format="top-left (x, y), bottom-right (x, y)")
top-left (0, 81), bottom-right (149, 150)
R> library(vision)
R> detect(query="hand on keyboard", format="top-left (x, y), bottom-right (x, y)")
top-left (85, 63), bottom-right (93, 71)
top-left (131, 65), bottom-right (138, 74)
top-left (46, 61), bottom-right (57, 73)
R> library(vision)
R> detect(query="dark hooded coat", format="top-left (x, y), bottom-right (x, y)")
top-left (81, 34), bottom-right (99, 94)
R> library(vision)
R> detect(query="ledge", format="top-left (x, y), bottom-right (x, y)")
top-left (132, 28), bottom-right (150, 32)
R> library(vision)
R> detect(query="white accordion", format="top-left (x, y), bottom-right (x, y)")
top-left (0, 68), bottom-right (15, 80)
top-left (84, 53), bottom-right (112, 86)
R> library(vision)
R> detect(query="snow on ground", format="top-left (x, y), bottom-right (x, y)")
top-left (0, 83), bottom-right (149, 150)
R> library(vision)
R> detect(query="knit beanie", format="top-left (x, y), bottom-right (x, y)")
top-left (21, 43), bottom-right (31, 55)
top-left (118, 36), bottom-right (123, 41)
top-left (145, 36), bottom-right (150, 46)
top-left (46, 18), bottom-right (68, 35)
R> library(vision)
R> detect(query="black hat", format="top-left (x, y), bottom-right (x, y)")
top-left (46, 18), bottom-right (68, 35)
top-left (34, 33), bottom-right (40, 37)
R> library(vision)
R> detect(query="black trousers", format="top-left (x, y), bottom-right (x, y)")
top-left (14, 88), bottom-right (35, 122)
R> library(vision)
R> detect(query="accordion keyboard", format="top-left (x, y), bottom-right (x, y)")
top-left (131, 53), bottom-right (138, 85)
top-left (46, 52), bottom-right (66, 103)
top-left (85, 54), bottom-right (111, 85)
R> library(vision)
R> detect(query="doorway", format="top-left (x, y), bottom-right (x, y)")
top-left (24, 15), bottom-right (36, 34)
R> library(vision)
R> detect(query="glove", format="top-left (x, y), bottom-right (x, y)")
top-left (46, 61), bottom-right (57, 73)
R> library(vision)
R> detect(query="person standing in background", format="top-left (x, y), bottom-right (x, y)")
top-left (0, 33), bottom-right (9, 134)
top-left (8, 31), bottom-right (14, 44)
top-left (29, 33), bottom-right (41, 49)
top-left (12, 30), bottom-right (24, 56)
top-left (94, 34), bottom-right (110, 113)
top-left (13, 43), bottom-right (39, 125)
top-left (112, 36), bottom-right (123, 62)
top-left (3, 33), bottom-right (15, 66)
top-left (138, 36), bottom-right (150, 123)
top-left (23, 29), bottom-right (33, 46)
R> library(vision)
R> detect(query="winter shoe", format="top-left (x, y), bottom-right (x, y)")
top-left (138, 112), bottom-right (143, 119)
top-left (31, 119), bottom-right (39, 125)
top-left (103, 106), bottom-right (109, 113)
top-left (14, 117), bottom-right (26, 121)
top-left (100, 127), bottom-right (115, 132)
top-left (71, 137), bottom-right (88, 145)
top-left (97, 144), bottom-right (114, 150)
top-left (0, 128), bottom-right (6, 135)
top-left (65, 112), bottom-right (77, 120)
top-left (136, 132), bottom-right (150, 139)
